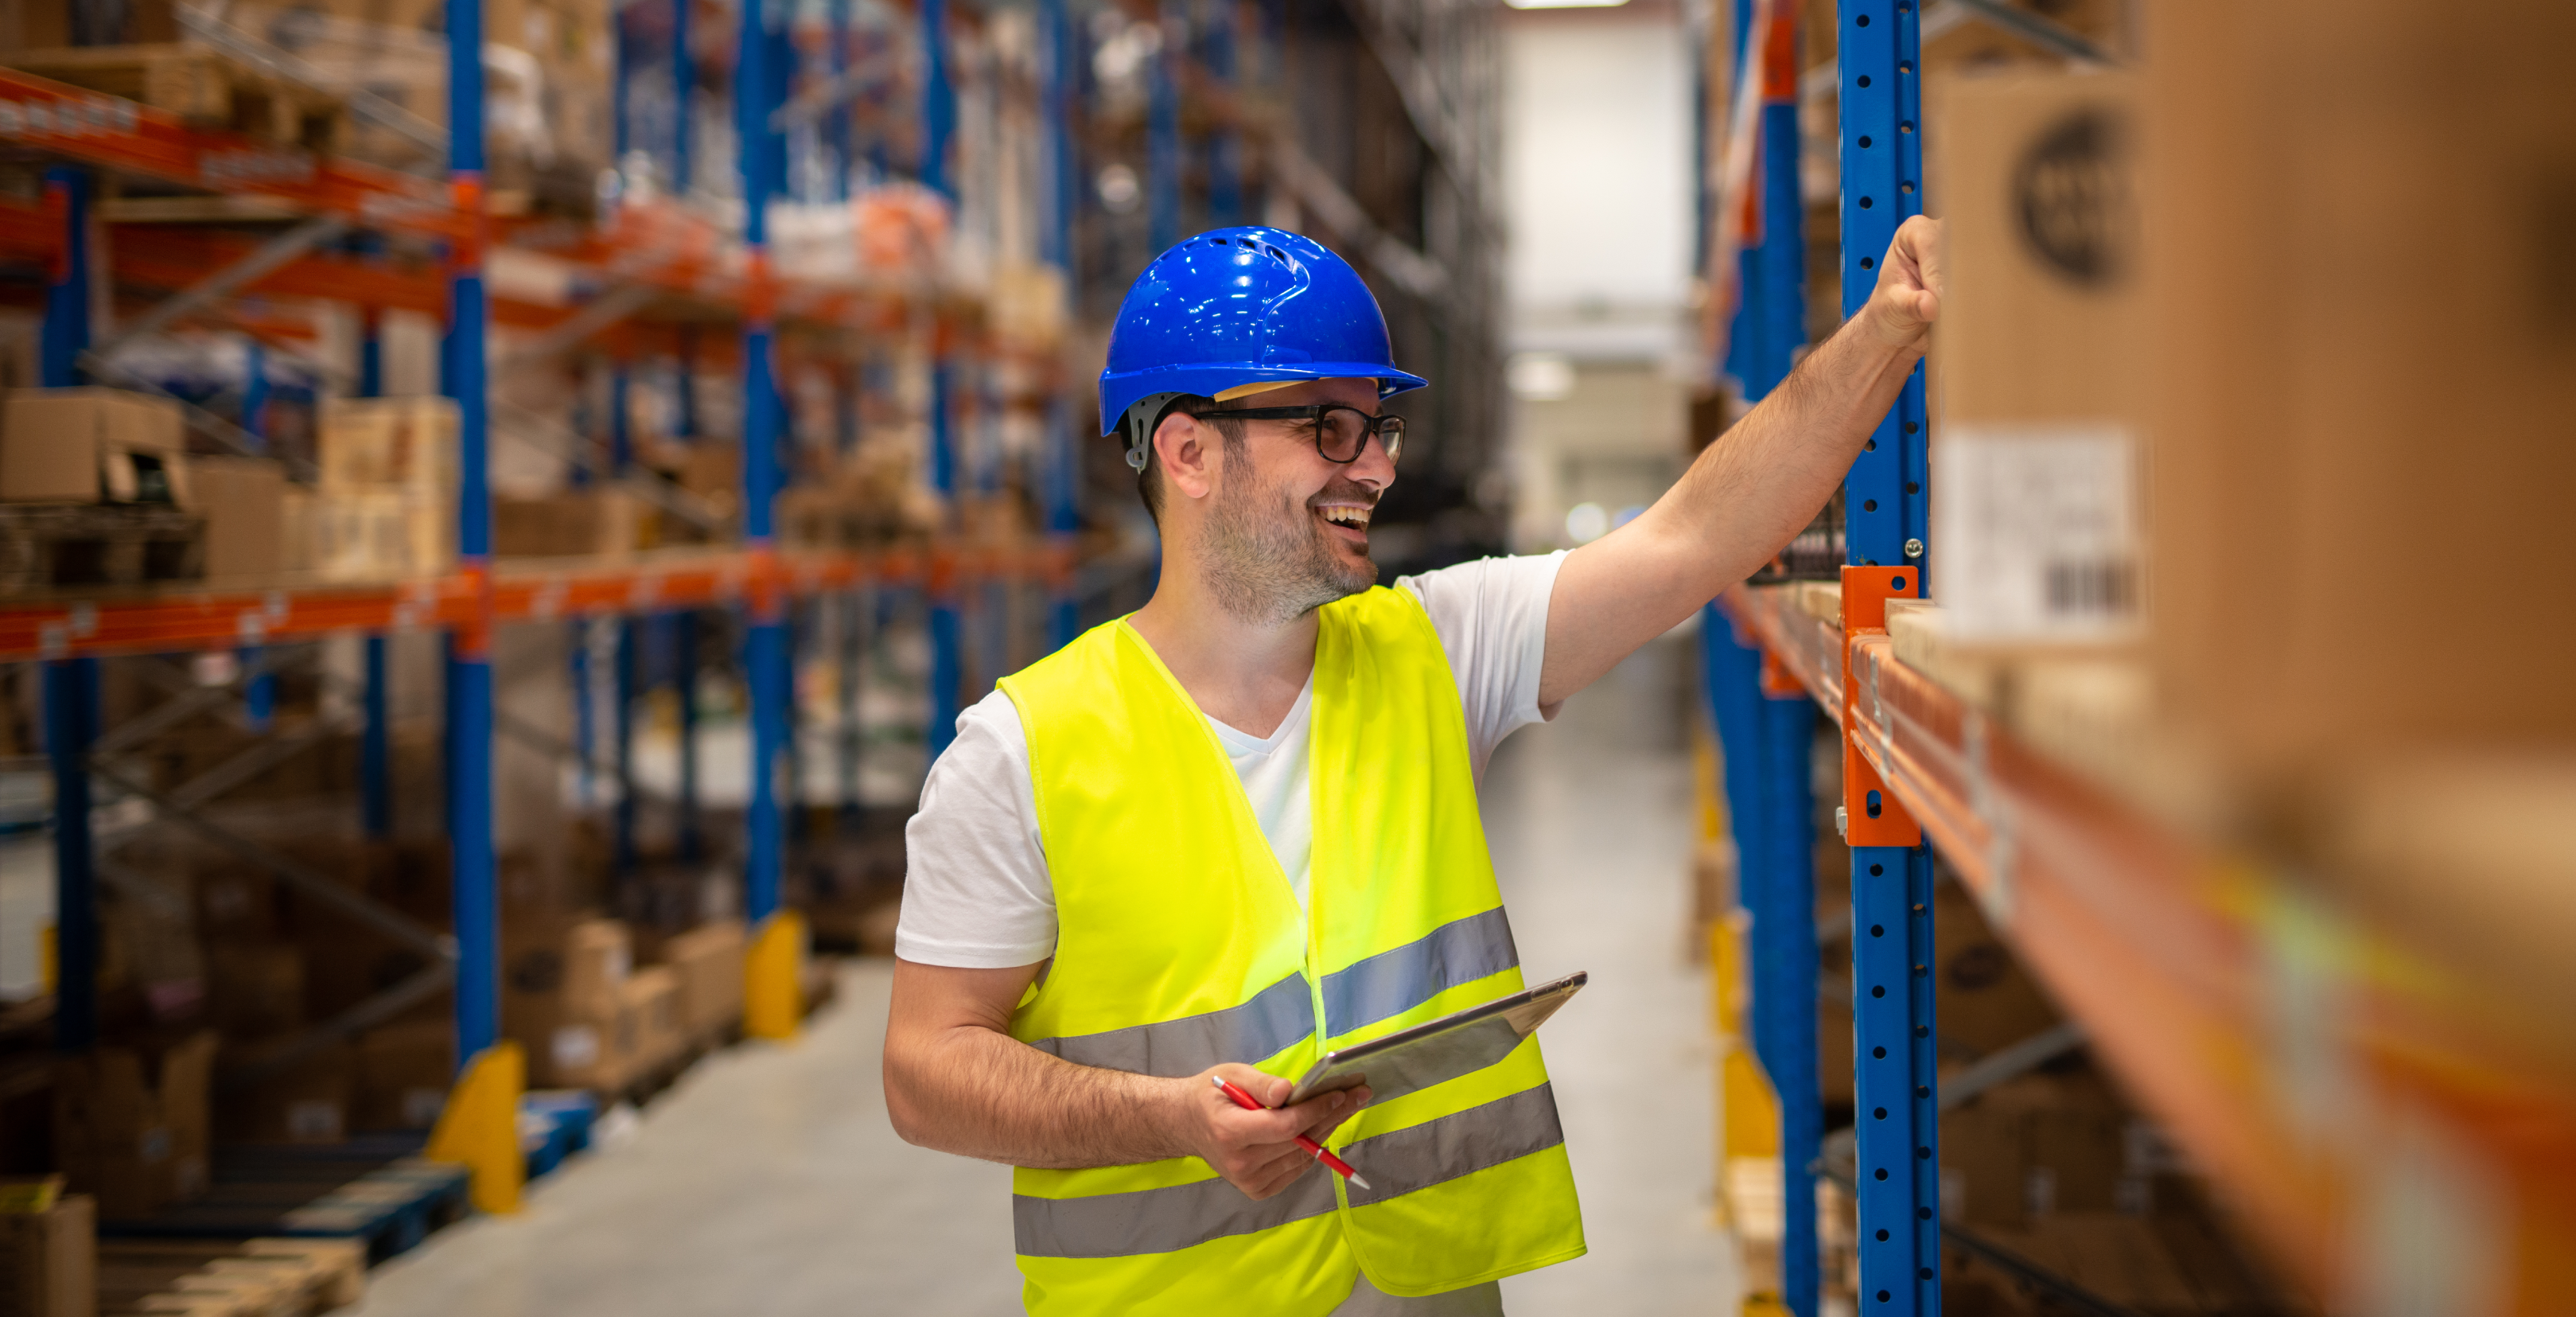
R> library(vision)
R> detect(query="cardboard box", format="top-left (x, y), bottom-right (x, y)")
top-left (2143, 0), bottom-right (2576, 766)
top-left (1, 388), bottom-right (191, 505)
top-left (624, 965), bottom-right (685, 1071)
top-left (1926, 71), bottom-right (2142, 645)
top-left (561, 918), bottom-right (631, 1012)
top-left (0, 1188), bottom-right (96, 1317)
top-left (208, 942), bottom-right (305, 1040)
top-left (493, 489), bottom-right (642, 558)
top-left (1932, 883), bottom-right (2061, 1058)
top-left (354, 1020), bottom-right (455, 1131)
top-left (218, 1042), bottom-right (354, 1144)
top-left (310, 489), bottom-right (450, 581)
top-left (185, 455), bottom-right (290, 579)
top-left (316, 395), bottom-right (457, 494)
top-left (662, 918), bottom-right (745, 1041)
top-left (52, 1031), bottom-right (215, 1218)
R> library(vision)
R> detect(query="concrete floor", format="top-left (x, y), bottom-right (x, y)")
top-left (352, 633), bottom-right (1733, 1317)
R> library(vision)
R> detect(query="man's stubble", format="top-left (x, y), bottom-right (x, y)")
top-left (1197, 455), bottom-right (1377, 626)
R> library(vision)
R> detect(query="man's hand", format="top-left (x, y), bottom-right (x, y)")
top-left (1858, 214), bottom-right (1944, 353)
top-left (1536, 214), bottom-right (1949, 709)
top-left (1179, 1065), bottom-right (1371, 1201)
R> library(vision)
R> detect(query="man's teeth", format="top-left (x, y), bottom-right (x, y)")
top-left (1320, 506), bottom-right (1370, 528)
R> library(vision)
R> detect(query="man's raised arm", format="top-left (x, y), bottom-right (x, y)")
top-left (882, 959), bottom-right (1368, 1199)
top-left (1538, 215), bottom-right (1944, 708)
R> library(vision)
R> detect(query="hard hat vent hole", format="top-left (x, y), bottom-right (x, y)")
top-left (1263, 244), bottom-right (1286, 261)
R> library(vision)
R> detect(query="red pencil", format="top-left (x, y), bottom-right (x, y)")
top-left (1212, 1074), bottom-right (1372, 1190)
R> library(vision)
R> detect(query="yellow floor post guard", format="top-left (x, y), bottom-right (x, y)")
top-left (426, 1041), bottom-right (525, 1214)
top-left (1714, 911), bottom-right (1790, 1317)
top-left (745, 909), bottom-right (807, 1041)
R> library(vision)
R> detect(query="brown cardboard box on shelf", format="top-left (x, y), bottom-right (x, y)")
top-left (662, 919), bottom-right (745, 1042)
top-left (2144, 0), bottom-right (2576, 766)
top-left (183, 455), bottom-right (290, 579)
top-left (218, 1042), bottom-right (354, 1144)
top-left (51, 1031), bottom-right (215, 1219)
top-left (501, 916), bottom-right (647, 1091)
top-left (0, 1186), bottom-right (96, 1317)
top-left (354, 1020), bottom-right (455, 1132)
top-left (624, 966), bottom-right (685, 1072)
top-left (1932, 882), bottom-right (2061, 1058)
top-left (207, 943), bottom-right (305, 1039)
top-left (1924, 71), bottom-right (2142, 647)
top-left (509, 990), bottom-right (637, 1092)
top-left (0, 388), bottom-right (192, 505)
top-left (493, 489), bottom-right (644, 558)
top-left (560, 918), bottom-right (632, 1012)
top-left (8, 0), bottom-right (177, 49)
top-left (316, 395), bottom-right (457, 494)
top-left (310, 489), bottom-right (450, 581)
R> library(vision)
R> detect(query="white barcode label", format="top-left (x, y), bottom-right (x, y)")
top-left (1932, 423), bottom-right (2141, 642)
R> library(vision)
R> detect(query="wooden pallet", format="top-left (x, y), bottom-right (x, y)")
top-left (98, 1237), bottom-right (364, 1317)
top-left (103, 1141), bottom-right (469, 1264)
top-left (0, 503), bottom-right (204, 595)
top-left (4, 44), bottom-right (347, 151)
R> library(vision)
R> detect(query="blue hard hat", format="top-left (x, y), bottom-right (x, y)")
top-left (1097, 226), bottom-right (1427, 438)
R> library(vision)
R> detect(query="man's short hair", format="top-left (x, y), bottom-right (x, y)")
top-left (1137, 397), bottom-right (1249, 524)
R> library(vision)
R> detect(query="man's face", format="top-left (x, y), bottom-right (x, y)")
top-left (1193, 377), bottom-right (1398, 624)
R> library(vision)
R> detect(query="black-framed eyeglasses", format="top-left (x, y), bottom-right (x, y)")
top-left (1192, 403), bottom-right (1405, 465)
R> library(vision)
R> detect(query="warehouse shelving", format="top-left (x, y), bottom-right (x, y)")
top-left (1699, 3), bottom-right (2576, 1315)
top-left (0, 0), bottom-right (1095, 1233)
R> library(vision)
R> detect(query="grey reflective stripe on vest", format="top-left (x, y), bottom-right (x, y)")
top-left (1014, 1084), bottom-right (1562, 1259)
top-left (1025, 972), bottom-right (1314, 1077)
top-left (1320, 906), bottom-right (1520, 1035)
top-left (1016, 1163), bottom-right (1340, 1259)
top-left (1341, 1082), bottom-right (1564, 1210)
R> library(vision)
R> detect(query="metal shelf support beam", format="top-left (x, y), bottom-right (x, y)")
top-left (44, 657), bottom-right (100, 1054)
top-left (737, 0), bottom-right (790, 928)
top-left (443, 0), bottom-right (500, 1071)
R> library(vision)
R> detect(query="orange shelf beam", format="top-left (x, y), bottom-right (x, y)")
top-left (0, 543), bottom-right (1074, 661)
top-left (1720, 583), bottom-right (2576, 1316)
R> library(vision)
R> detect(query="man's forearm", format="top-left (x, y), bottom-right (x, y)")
top-left (1660, 310), bottom-right (1924, 582)
top-left (886, 1023), bottom-right (1189, 1169)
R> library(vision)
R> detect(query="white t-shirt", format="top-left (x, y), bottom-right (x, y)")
top-left (894, 551), bottom-right (1567, 968)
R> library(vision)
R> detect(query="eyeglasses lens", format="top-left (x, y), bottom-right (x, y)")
top-left (1317, 409), bottom-right (1403, 463)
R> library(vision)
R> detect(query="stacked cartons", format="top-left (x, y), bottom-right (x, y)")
top-left (504, 917), bottom-right (678, 1093)
top-left (352, 1020), bottom-right (454, 1132)
top-left (0, 388), bottom-right (193, 505)
top-left (51, 1032), bottom-right (215, 1219)
top-left (1925, 72), bottom-right (2143, 650)
top-left (0, 1185), bottom-right (96, 1317)
top-left (218, 1043), bottom-right (356, 1144)
top-left (311, 396), bottom-right (456, 580)
top-left (662, 919), bottom-right (746, 1045)
top-left (188, 456), bottom-right (290, 579)
top-left (492, 489), bottom-right (644, 558)
top-left (174, 0), bottom-right (617, 189)
top-left (2142, 0), bottom-right (2576, 768)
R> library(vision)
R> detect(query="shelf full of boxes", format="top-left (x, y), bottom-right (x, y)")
top-left (1696, 1), bottom-right (2575, 1316)
top-left (0, 0), bottom-right (1097, 1301)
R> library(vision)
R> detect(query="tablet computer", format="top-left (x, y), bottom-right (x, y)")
top-left (1284, 971), bottom-right (1586, 1108)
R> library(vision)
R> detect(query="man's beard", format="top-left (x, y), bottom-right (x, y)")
top-left (1197, 463), bottom-right (1376, 625)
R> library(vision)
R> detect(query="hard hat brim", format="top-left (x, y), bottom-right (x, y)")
top-left (1096, 363), bottom-right (1429, 436)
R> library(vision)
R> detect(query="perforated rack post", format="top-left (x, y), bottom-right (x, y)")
top-left (1838, 0), bottom-right (1934, 1307)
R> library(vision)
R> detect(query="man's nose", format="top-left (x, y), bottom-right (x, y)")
top-left (1346, 434), bottom-right (1396, 490)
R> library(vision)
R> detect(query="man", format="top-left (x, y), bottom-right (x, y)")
top-left (885, 220), bottom-right (1942, 1315)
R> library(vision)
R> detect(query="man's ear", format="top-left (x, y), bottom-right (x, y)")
top-left (1155, 411), bottom-right (1220, 502)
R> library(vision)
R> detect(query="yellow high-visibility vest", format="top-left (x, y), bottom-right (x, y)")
top-left (998, 586), bottom-right (1586, 1315)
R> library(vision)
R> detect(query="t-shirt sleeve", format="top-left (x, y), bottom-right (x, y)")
top-left (1396, 550), bottom-right (1568, 775)
top-left (893, 688), bottom-right (1059, 968)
